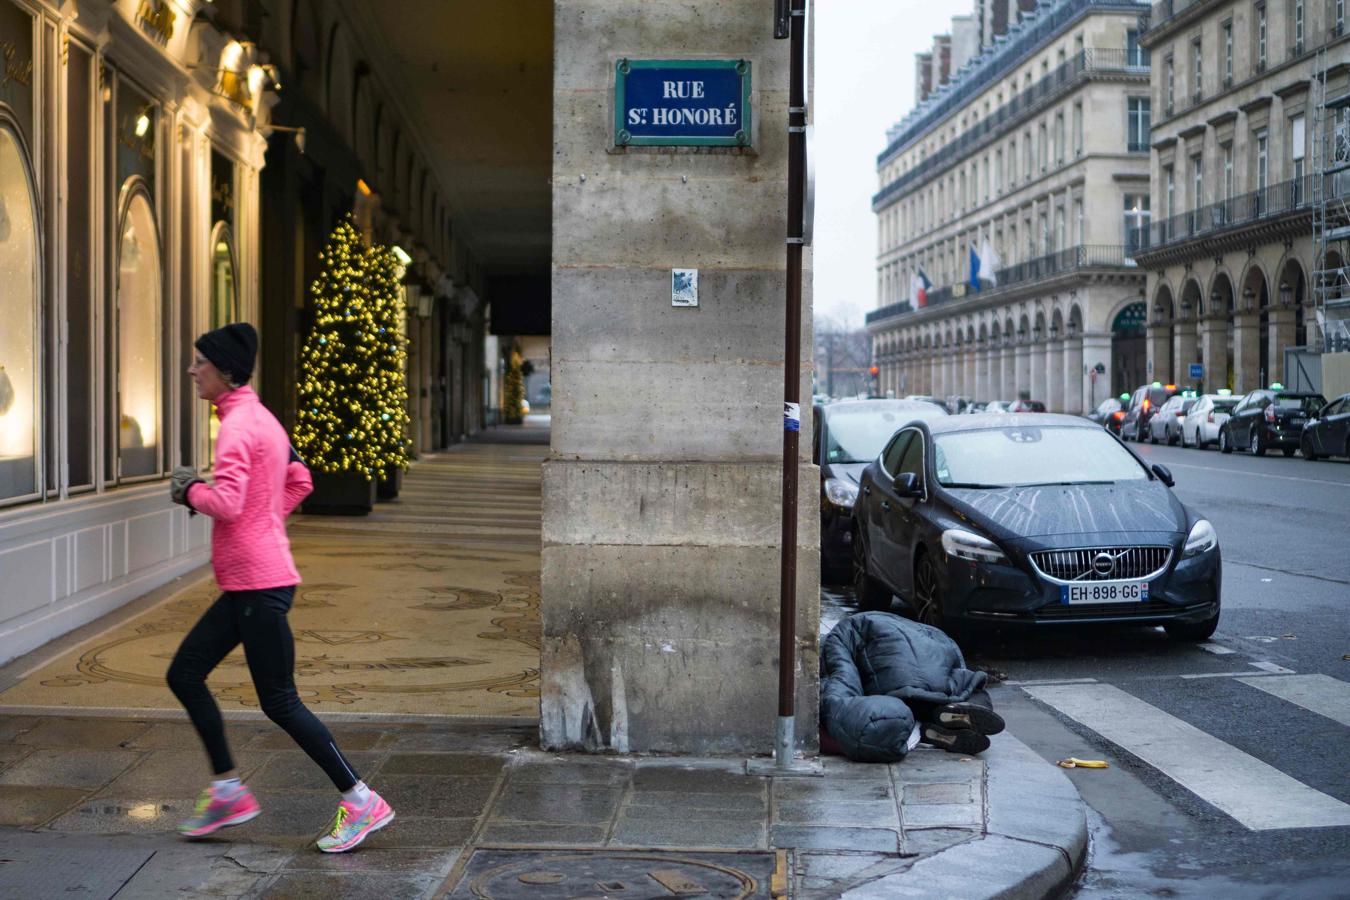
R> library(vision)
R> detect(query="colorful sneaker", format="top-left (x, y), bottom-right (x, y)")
top-left (316, 791), bottom-right (395, 853)
top-left (177, 784), bottom-right (261, 838)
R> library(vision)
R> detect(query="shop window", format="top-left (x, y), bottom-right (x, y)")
top-left (116, 188), bottom-right (162, 479)
top-left (0, 125), bottom-right (40, 503)
top-left (206, 223), bottom-right (239, 464)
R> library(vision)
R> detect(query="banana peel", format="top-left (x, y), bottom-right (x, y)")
top-left (1057, 757), bottom-right (1110, 769)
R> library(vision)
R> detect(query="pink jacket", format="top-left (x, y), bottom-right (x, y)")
top-left (187, 386), bottom-right (311, 591)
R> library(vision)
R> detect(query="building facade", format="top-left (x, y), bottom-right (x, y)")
top-left (869, 0), bottom-right (1154, 413)
top-left (0, 0), bottom-right (489, 666)
top-left (1131, 0), bottom-right (1349, 396)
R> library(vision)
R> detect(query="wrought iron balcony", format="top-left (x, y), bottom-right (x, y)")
top-left (1128, 175), bottom-right (1323, 255)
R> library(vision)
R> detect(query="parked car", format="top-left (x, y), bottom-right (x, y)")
top-left (1219, 387), bottom-right (1327, 456)
top-left (961, 402), bottom-right (990, 414)
top-left (813, 399), bottom-right (948, 581)
top-left (1120, 383), bottom-right (1179, 441)
top-left (1299, 393), bottom-right (1350, 460)
top-left (1181, 393), bottom-right (1238, 449)
top-left (1086, 398), bottom-right (1125, 435)
top-left (850, 414), bottom-right (1221, 640)
top-left (1009, 399), bottom-right (1047, 412)
top-left (1148, 394), bottom-right (1197, 445)
top-left (984, 400), bottom-right (1014, 414)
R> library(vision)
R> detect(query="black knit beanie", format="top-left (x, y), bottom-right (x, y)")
top-left (195, 322), bottom-right (258, 386)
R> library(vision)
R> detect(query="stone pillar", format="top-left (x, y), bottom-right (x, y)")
top-left (1046, 339), bottom-right (1064, 412)
top-left (544, 2), bottom-right (816, 754)
top-left (1174, 319), bottom-right (1199, 390)
top-left (1080, 333), bottom-right (1113, 412)
top-left (1267, 305), bottom-right (1297, 385)
top-left (1030, 341), bottom-right (1047, 403)
top-left (978, 346), bottom-right (992, 401)
top-left (1063, 337), bottom-right (1084, 414)
top-left (1000, 345), bottom-right (1013, 401)
top-left (1146, 322), bottom-right (1172, 385)
top-left (930, 352), bottom-right (940, 396)
top-left (1015, 342), bottom-right (1032, 399)
top-left (964, 348), bottom-right (977, 400)
top-left (1232, 311), bottom-right (1260, 393)
top-left (1199, 315), bottom-right (1229, 394)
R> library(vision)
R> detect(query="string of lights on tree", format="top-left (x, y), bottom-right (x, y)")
top-left (294, 215), bottom-right (410, 479)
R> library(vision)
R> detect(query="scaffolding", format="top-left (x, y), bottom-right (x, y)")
top-left (1312, 46), bottom-right (1350, 353)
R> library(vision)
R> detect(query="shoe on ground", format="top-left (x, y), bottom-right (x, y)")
top-left (937, 702), bottom-right (1006, 735)
top-left (920, 724), bottom-right (991, 755)
top-left (177, 784), bottom-right (261, 838)
top-left (317, 791), bottom-right (395, 853)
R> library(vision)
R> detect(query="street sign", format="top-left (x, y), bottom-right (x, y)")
top-left (1189, 363), bottom-right (1204, 380)
top-left (615, 59), bottom-right (752, 147)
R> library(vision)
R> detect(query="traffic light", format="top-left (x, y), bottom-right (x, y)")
top-left (869, 365), bottom-right (879, 377)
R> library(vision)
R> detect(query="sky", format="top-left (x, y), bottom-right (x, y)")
top-left (813, 1), bottom-right (965, 329)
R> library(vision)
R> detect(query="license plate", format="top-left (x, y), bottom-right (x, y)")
top-left (1060, 581), bottom-right (1149, 604)
top-left (1290, 418), bottom-right (1306, 426)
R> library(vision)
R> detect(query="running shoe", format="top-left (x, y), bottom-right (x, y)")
top-left (177, 784), bottom-right (261, 838)
top-left (316, 791), bottom-right (395, 853)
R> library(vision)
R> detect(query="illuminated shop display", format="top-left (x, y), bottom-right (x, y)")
top-left (0, 125), bottom-right (39, 502)
top-left (116, 189), bottom-right (162, 478)
top-left (207, 223), bottom-right (238, 463)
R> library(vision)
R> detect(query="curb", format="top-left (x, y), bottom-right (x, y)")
top-left (843, 732), bottom-right (1088, 900)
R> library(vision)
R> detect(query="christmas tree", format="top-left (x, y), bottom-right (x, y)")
top-left (503, 347), bottom-right (525, 424)
top-left (365, 243), bottom-right (411, 473)
top-left (294, 216), bottom-right (384, 478)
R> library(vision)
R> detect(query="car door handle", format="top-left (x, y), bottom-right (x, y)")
top-left (863, 485), bottom-right (871, 496)
top-left (880, 501), bottom-right (892, 512)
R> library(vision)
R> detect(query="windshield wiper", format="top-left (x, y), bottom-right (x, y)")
top-left (941, 481), bottom-right (1010, 489)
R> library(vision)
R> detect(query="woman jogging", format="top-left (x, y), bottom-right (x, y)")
top-left (166, 322), bottom-right (394, 853)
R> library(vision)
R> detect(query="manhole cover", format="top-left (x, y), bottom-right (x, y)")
top-left (446, 849), bottom-right (776, 899)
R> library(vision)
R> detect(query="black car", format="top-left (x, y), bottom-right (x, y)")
top-left (1300, 393), bottom-right (1350, 460)
top-left (1120, 383), bottom-right (1179, 442)
top-left (1086, 397), bottom-right (1125, 435)
top-left (813, 399), bottom-right (948, 580)
top-left (851, 414), bottom-right (1221, 641)
top-left (1219, 388), bottom-right (1326, 456)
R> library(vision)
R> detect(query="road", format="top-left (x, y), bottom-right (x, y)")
top-left (821, 441), bottom-right (1350, 900)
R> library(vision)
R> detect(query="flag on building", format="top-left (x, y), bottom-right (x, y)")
top-left (911, 269), bottom-right (931, 308)
top-left (980, 237), bottom-right (1002, 287)
top-left (968, 246), bottom-right (982, 293)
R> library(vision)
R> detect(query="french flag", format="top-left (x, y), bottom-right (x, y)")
top-left (911, 268), bottom-right (932, 308)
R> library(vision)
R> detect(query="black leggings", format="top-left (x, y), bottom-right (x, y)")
top-left (167, 586), bottom-right (360, 791)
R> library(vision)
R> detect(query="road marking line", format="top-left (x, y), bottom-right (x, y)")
top-left (1237, 674), bottom-right (1350, 729)
top-left (1003, 677), bottom-right (1099, 686)
top-left (1250, 661), bottom-right (1296, 674)
top-left (1197, 642), bottom-right (1236, 655)
top-left (1023, 682), bottom-right (1350, 830)
top-left (1162, 461), bottom-right (1350, 488)
top-left (1179, 671), bottom-right (1288, 679)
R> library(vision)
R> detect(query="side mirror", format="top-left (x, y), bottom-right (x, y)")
top-left (893, 472), bottom-right (922, 498)
top-left (1151, 463), bottom-right (1174, 487)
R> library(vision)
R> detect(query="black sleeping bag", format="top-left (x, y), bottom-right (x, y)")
top-left (820, 612), bottom-right (988, 763)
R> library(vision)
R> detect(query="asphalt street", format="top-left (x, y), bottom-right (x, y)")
top-left (821, 440), bottom-right (1350, 900)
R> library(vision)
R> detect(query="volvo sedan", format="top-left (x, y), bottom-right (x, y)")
top-left (851, 415), bottom-right (1221, 641)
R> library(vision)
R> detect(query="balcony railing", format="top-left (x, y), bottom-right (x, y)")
top-left (865, 245), bottom-right (1133, 325)
top-left (1146, 0), bottom-right (1211, 36)
top-left (1128, 139), bottom-right (1151, 152)
top-left (879, 0), bottom-right (1151, 161)
top-left (874, 48), bottom-right (1150, 210)
top-left (1129, 175), bottom-right (1319, 253)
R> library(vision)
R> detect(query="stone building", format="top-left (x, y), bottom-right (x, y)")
top-left (869, 0), bottom-right (1154, 413)
top-left (1130, 0), bottom-right (1349, 396)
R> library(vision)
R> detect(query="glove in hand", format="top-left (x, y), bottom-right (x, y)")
top-left (170, 466), bottom-right (203, 506)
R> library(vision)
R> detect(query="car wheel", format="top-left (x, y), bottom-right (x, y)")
top-left (1149, 427), bottom-right (1158, 444)
top-left (1165, 609), bottom-right (1220, 642)
top-left (1301, 435), bottom-right (1318, 461)
top-left (1168, 427), bottom-right (1179, 446)
top-left (1250, 429), bottom-right (1266, 457)
top-left (912, 551), bottom-right (948, 631)
top-left (1219, 428), bottom-right (1233, 454)
top-left (852, 527), bottom-right (892, 612)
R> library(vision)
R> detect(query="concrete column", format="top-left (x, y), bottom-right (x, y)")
top-left (1199, 315), bottom-right (1229, 394)
top-left (1063, 337), bottom-right (1084, 414)
top-left (544, 3), bottom-right (816, 754)
top-left (929, 353), bottom-right (940, 396)
top-left (1046, 339), bottom-right (1064, 412)
top-left (1232, 311), bottom-right (1260, 393)
top-left (978, 347), bottom-right (992, 401)
top-left (1267, 305), bottom-right (1297, 385)
top-left (1080, 333), bottom-right (1113, 412)
top-left (1015, 343), bottom-right (1032, 398)
top-left (1174, 319), bottom-right (1199, 389)
top-left (1030, 341), bottom-right (1047, 404)
top-left (999, 345), bottom-right (1013, 401)
top-left (1146, 322), bottom-right (1172, 385)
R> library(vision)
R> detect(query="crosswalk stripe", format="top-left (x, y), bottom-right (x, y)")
top-left (1024, 682), bottom-right (1350, 831)
top-left (1237, 674), bottom-right (1350, 729)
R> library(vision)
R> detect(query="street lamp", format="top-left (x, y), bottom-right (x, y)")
top-left (1279, 281), bottom-right (1292, 307)
top-left (1242, 286), bottom-right (1255, 311)
top-left (1049, 321), bottom-right (1060, 339)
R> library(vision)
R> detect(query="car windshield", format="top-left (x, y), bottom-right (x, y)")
top-left (933, 426), bottom-right (1148, 487)
top-left (1275, 394), bottom-right (1326, 414)
top-left (1212, 399), bottom-right (1237, 412)
top-left (825, 405), bottom-right (946, 464)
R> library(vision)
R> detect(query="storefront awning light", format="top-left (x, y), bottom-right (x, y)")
top-left (392, 245), bottom-right (412, 266)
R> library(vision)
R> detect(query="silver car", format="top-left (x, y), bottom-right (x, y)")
top-left (1182, 394), bottom-right (1239, 449)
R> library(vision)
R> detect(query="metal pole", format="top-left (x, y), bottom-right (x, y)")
top-left (775, 0), bottom-right (807, 769)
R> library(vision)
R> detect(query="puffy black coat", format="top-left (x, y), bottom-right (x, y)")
top-left (821, 612), bottom-right (987, 763)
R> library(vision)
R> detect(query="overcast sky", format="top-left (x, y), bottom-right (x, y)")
top-left (814, 1), bottom-right (965, 329)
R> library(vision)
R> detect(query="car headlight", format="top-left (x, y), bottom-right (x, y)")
top-left (941, 528), bottom-right (1008, 564)
top-left (1183, 519), bottom-right (1218, 558)
top-left (824, 478), bottom-right (859, 508)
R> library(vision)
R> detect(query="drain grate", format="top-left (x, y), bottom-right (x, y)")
top-left (444, 849), bottom-right (777, 899)
top-left (0, 846), bottom-right (155, 898)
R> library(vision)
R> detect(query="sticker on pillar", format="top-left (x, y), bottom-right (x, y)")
top-left (672, 268), bottom-right (698, 307)
top-left (784, 402), bottom-right (800, 432)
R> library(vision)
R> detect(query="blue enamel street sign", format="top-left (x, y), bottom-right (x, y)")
top-left (615, 59), bottom-right (751, 148)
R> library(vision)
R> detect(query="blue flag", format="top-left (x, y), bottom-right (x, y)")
top-left (969, 246), bottom-right (982, 293)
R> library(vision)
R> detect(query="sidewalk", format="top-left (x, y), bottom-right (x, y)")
top-left (0, 429), bottom-right (1086, 898)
